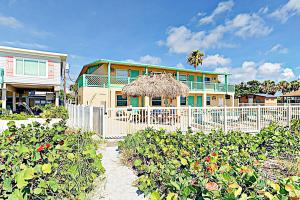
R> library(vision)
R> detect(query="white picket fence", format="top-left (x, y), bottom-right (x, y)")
top-left (66, 104), bottom-right (300, 139)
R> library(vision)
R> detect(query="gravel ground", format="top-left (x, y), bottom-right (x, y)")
top-left (98, 146), bottom-right (146, 200)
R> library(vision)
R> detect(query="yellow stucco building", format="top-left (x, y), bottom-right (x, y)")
top-left (76, 59), bottom-right (235, 108)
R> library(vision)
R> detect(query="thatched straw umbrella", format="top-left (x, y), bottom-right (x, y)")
top-left (122, 73), bottom-right (189, 99)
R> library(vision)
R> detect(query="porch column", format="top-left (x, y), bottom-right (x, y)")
top-left (12, 92), bottom-right (16, 112)
top-left (176, 71), bottom-right (179, 80)
top-left (1, 88), bottom-right (6, 109)
top-left (107, 62), bottom-right (111, 88)
top-left (176, 96), bottom-right (180, 107)
top-left (231, 94), bottom-right (235, 107)
top-left (145, 66), bottom-right (148, 75)
top-left (55, 91), bottom-right (59, 106)
top-left (203, 93), bottom-right (207, 108)
top-left (144, 96), bottom-right (150, 107)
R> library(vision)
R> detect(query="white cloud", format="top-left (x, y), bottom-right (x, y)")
top-left (1, 41), bottom-right (48, 50)
top-left (282, 68), bottom-right (295, 79)
top-left (215, 61), bottom-right (257, 83)
top-left (258, 6), bottom-right (269, 15)
top-left (203, 54), bottom-right (231, 67)
top-left (266, 44), bottom-right (288, 54)
top-left (270, 0), bottom-right (300, 23)
top-left (176, 63), bottom-right (184, 68)
top-left (160, 13), bottom-right (272, 53)
top-left (139, 55), bottom-right (161, 65)
top-left (199, 0), bottom-right (234, 25)
top-left (227, 13), bottom-right (273, 38)
top-left (127, 55), bottom-right (161, 65)
top-left (0, 15), bottom-right (23, 28)
top-left (215, 61), bottom-right (295, 83)
top-left (258, 62), bottom-right (282, 78)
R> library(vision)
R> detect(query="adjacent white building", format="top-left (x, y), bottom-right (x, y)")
top-left (0, 46), bottom-right (67, 111)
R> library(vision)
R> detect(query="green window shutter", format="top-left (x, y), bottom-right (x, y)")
top-left (24, 59), bottom-right (38, 76)
top-left (197, 76), bottom-right (203, 82)
top-left (39, 61), bottom-right (47, 76)
top-left (189, 75), bottom-right (194, 82)
top-left (130, 97), bottom-right (139, 107)
top-left (196, 96), bottom-right (203, 107)
top-left (130, 70), bottom-right (139, 78)
top-left (188, 96), bottom-right (194, 106)
top-left (16, 59), bottom-right (23, 75)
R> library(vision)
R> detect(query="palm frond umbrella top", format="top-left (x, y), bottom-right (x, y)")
top-left (122, 73), bottom-right (189, 99)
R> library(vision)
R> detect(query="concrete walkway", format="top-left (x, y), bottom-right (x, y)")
top-left (100, 146), bottom-right (145, 200)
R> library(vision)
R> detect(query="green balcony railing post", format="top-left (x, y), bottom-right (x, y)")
top-left (190, 81), bottom-right (193, 90)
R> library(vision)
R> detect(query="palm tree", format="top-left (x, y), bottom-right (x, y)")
top-left (290, 80), bottom-right (300, 92)
top-left (260, 80), bottom-right (276, 94)
top-left (277, 80), bottom-right (289, 94)
top-left (187, 50), bottom-right (204, 69)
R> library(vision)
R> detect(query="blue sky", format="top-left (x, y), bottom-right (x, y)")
top-left (0, 0), bottom-right (299, 83)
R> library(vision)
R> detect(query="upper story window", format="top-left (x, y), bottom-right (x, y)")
top-left (116, 69), bottom-right (128, 77)
top-left (179, 75), bottom-right (187, 81)
top-left (15, 58), bottom-right (47, 77)
top-left (205, 77), bottom-right (211, 82)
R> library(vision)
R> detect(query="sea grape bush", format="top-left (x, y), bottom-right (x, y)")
top-left (0, 120), bottom-right (104, 199)
top-left (291, 119), bottom-right (300, 134)
top-left (38, 105), bottom-right (69, 119)
top-left (119, 122), bottom-right (300, 199)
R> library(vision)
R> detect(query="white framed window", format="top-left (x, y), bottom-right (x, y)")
top-left (206, 96), bottom-right (211, 106)
top-left (115, 69), bottom-right (128, 82)
top-left (14, 58), bottom-right (48, 77)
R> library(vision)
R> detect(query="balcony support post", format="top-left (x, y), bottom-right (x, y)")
top-left (145, 66), bottom-right (148, 75)
top-left (225, 74), bottom-right (228, 93)
top-left (176, 71), bottom-right (179, 80)
top-left (107, 62), bottom-right (111, 88)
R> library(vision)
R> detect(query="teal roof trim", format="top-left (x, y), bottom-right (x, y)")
top-left (84, 59), bottom-right (231, 76)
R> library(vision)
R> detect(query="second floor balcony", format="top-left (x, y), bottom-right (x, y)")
top-left (78, 74), bottom-right (235, 93)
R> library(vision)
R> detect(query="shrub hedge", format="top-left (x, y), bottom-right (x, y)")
top-left (119, 122), bottom-right (300, 199)
top-left (0, 120), bottom-right (104, 199)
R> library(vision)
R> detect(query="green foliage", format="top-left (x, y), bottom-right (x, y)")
top-left (187, 50), bottom-right (204, 69)
top-left (119, 124), bottom-right (300, 199)
top-left (235, 79), bottom-right (300, 96)
top-left (291, 119), bottom-right (300, 134)
top-left (0, 109), bottom-right (31, 120)
top-left (38, 104), bottom-right (68, 119)
top-left (0, 120), bottom-right (104, 199)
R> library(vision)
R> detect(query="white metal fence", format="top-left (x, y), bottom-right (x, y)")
top-left (66, 104), bottom-right (300, 139)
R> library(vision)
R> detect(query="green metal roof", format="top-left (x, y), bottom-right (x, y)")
top-left (76, 59), bottom-right (231, 82)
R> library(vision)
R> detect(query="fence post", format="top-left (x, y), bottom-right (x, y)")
top-left (287, 104), bottom-right (291, 128)
top-left (188, 106), bottom-right (192, 128)
top-left (147, 106), bottom-right (151, 126)
top-left (257, 105), bottom-right (261, 131)
top-left (82, 105), bottom-right (85, 130)
top-left (224, 107), bottom-right (228, 133)
top-left (102, 107), bottom-right (106, 139)
top-left (89, 105), bottom-right (93, 131)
